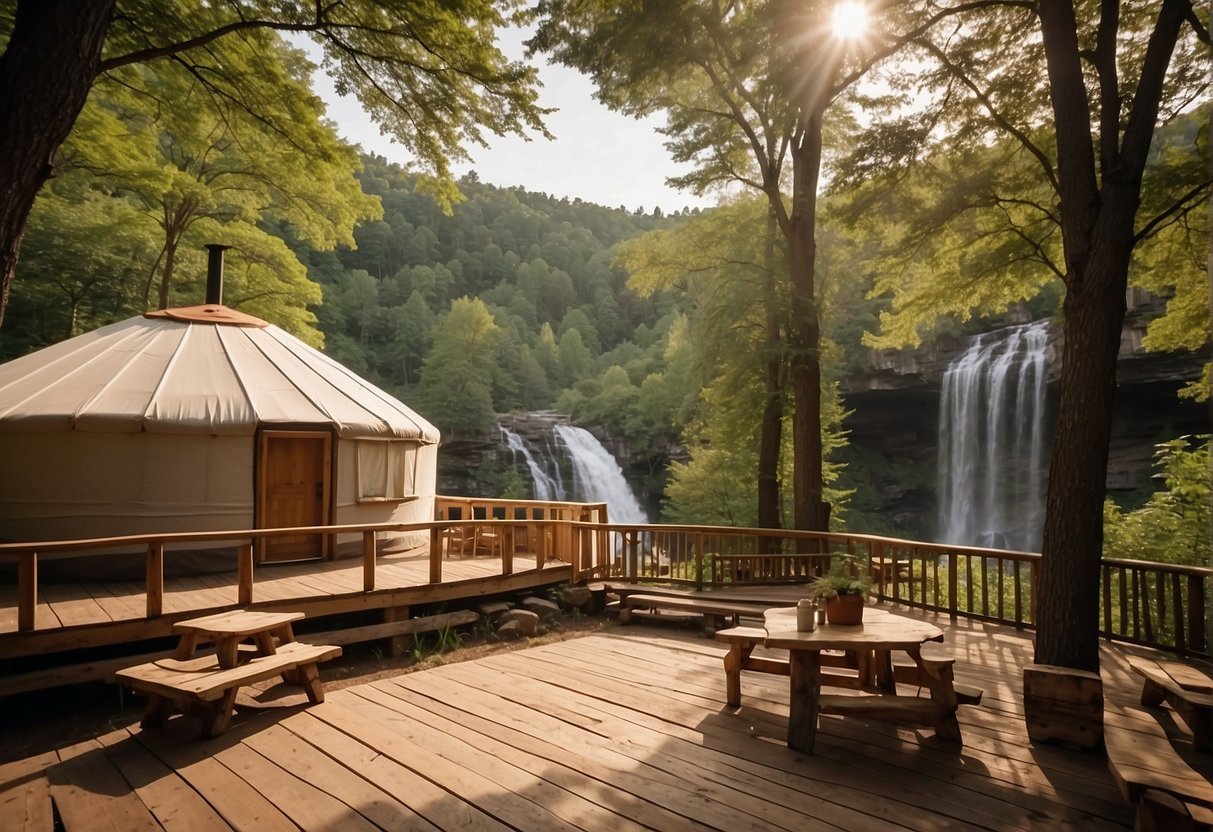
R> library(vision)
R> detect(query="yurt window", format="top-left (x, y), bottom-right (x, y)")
top-left (357, 440), bottom-right (418, 501)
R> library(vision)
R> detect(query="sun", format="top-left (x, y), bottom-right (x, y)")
top-left (831, 1), bottom-right (870, 40)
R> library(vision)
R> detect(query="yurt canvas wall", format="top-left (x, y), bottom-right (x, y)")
top-left (0, 305), bottom-right (440, 578)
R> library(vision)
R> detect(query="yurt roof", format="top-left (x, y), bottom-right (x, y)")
top-left (0, 305), bottom-right (439, 441)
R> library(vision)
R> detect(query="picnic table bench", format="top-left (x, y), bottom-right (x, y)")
top-left (1105, 703), bottom-right (1213, 831)
top-left (115, 610), bottom-right (341, 737)
top-left (116, 641), bottom-right (341, 737)
top-left (1130, 656), bottom-right (1213, 752)
top-left (618, 593), bottom-right (772, 633)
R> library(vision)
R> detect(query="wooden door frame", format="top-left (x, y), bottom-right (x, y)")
top-left (255, 428), bottom-right (335, 562)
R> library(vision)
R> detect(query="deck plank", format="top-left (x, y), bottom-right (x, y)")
top-left (47, 739), bottom-right (161, 832)
top-left (276, 711), bottom-right (511, 832)
top-left (361, 680), bottom-right (713, 832)
top-left (97, 728), bottom-right (232, 831)
top-left (0, 750), bottom-right (56, 832)
top-left (132, 720), bottom-right (299, 832)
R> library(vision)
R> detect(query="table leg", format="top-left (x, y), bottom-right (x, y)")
top-left (723, 642), bottom-right (755, 708)
top-left (215, 637), bottom-right (240, 669)
top-left (910, 646), bottom-right (962, 743)
top-left (140, 694), bottom-right (174, 729)
top-left (174, 633), bottom-right (198, 661)
top-left (875, 649), bottom-right (897, 694)
top-left (299, 662), bottom-right (326, 705)
top-left (271, 624), bottom-right (301, 684)
top-left (788, 650), bottom-right (822, 753)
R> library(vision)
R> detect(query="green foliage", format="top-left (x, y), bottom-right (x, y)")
top-left (298, 157), bottom-right (684, 414)
top-left (833, 5), bottom-right (1207, 361)
top-left (811, 557), bottom-right (873, 598)
top-left (86, 0), bottom-right (550, 214)
top-left (619, 201), bottom-right (852, 526)
top-left (1103, 436), bottom-right (1211, 567)
top-left (418, 297), bottom-right (501, 435)
top-left (1132, 110), bottom-right (1212, 401)
top-left (3, 27), bottom-right (380, 352)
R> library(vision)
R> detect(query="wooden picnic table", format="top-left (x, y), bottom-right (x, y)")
top-left (762, 606), bottom-right (961, 753)
top-left (173, 609), bottom-right (303, 668)
top-left (117, 609), bottom-right (339, 737)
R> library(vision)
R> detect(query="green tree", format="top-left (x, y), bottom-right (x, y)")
top-left (1104, 436), bottom-right (1211, 567)
top-left (418, 297), bottom-right (501, 435)
top-left (0, 0), bottom-right (549, 328)
top-left (557, 327), bottom-right (593, 387)
top-left (532, 0), bottom-right (898, 534)
top-left (4, 193), bottom-right (156, 354)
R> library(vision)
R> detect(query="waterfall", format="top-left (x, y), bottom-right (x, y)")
top-left (500, 426), bottom-right (562, 501)
top-left (553, 424), bottom-right (648, 523)
top-left (937, 321), bottom-right (1050, 551)
top-left (498, 416), bottom-right (648, 523)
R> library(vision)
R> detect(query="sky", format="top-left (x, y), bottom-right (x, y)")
top-left (298, 30), bottom-right (717, 215)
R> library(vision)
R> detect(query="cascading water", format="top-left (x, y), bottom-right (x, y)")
top-left (499, 426), bottom-right (562, 501)
top-left (937, 321), bottom-right (1050, 551)
top-left (499, 416), bottom-right (648, 523)
top-left (552, 424), bottom-right (648, 523)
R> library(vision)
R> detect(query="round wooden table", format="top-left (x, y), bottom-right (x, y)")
top-left (762, 606), bottom-right (959, 752)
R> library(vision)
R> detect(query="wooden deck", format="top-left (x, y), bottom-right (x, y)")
top-left (2, 608), bottom-right (1168, 830)
top-left (0, 550), bottom-right (566, 663)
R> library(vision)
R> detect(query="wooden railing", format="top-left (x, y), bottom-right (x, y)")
top-left (567, 522), bottom-right (1213, 660)
top-left (3, 507), bottom-right (1209, 660)
top-left (0, 510), bottom-right (590, 633)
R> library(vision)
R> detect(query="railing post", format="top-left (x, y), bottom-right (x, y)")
top-left (872, 540), bottom-right (886, 601)
top-left (570, 523), bottom-right (582, 582)
top-left (238, 543), bottom-right (254, 606)
top-left (430, 526), bottom-right (443, 584)
top-left (362, 530), bottom-right (377, 592)
top-left (948, 551), bottom-right (958, 621)
top-left (146, 541), bottom-right (164, 618)
top-left (502, 523), bottom-right (515, 575)
top-left (17, 551), bottom-right (36, 632)
top-left (695, 533), bottom-right (704, 590)
top-left (1189, 573), bottom-right (1206, 657)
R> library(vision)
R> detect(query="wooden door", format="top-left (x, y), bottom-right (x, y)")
top-left (257, 430), bottom-right (332, 562)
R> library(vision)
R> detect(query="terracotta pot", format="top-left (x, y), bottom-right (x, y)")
top-left (825, 593), bottom-right (865, 625)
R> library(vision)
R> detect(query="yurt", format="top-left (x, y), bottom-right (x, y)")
top-left (0, 285), bottom-right (439, 578)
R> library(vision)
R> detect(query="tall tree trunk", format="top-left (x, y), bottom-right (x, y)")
top-left (1033, 0), bottom-right (1187, 672)
top-left (756, 203), bottom-right (785, 552)
top-left (1035, 255), bottom-right (1127, 672)
top-left (0, 0), bottom-right (113, 329)
top-left (787, 104), bottom-right (831, 535)
top-left (158, 237), bottom-right (180, 310)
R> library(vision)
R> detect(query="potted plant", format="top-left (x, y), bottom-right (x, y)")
top-left (810, 562), bottom-right (873, 625)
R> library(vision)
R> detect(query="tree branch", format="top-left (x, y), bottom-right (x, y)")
top-left (1134, 179), bottom-right (1212, 242)
top-left (1093, 0), bottom-right (1121, 177)
top-left (912, 37), bottom-right (1060, 194)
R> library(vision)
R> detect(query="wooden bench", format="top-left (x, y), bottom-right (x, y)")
top-left (893, 646), bottom-right (984, 705)
top-left (715, 626), bottom-right (910, 702)
top-left (1130, 657), bottom-right (1213, 752)
top-left (619, 594), bottom-right (772, 634)
top-left (116, 640), bottom-right (341, 738)
top-left (1105, 703), bottom-right (1213, 831)
top-left (715, 626), bottom-right (982, 709)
